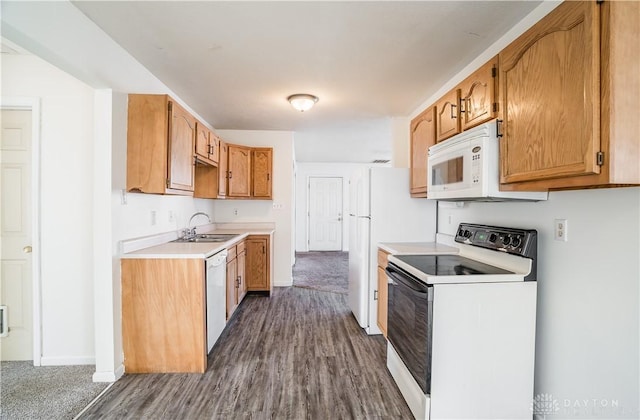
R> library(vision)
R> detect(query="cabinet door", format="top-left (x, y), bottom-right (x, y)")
top-left (460, 56), bottom-right (498, 131)
top-left (410, 107), bottom-right (437, 197)
top-left (226, 257), bottom-right (238, 320)
top-left (228, 145), bottom-right (251, 197)
top-left (168, 101), bottom-right (196, 192)
top-left (218, 141), bottom-right (228, 197)
top-left (252, 148), bottom-right (273, 199)
top-left (436, 89), bottom-right (461, 143)
top-left (499, 1), bottom-right (600, 184)
top-left (377, 266), bottom-right (388, 338)
top-left (195, 122), bottom-right (211, 163)
top-left (237, 248), bottom-right (247, 303)
top-left (210, 133), bottom-right (220, 165)
top-left (246, 237), bottom-right (269, 291)
top-left (122, 259), bottom-right (206, 373)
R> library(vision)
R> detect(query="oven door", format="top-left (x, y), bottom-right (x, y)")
top-left (386, 263), bottom-right (434, 394)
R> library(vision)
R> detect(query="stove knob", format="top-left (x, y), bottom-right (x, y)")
top-left (464, 230), bottom-right (472, 238)
top-left (511, 236), bottom-right (522, 248)
top-left (458, 228), bottom-right (465, 238)
top-left (489, 233), bottom-right (497, 243)
top-left (502, 235), bottom-right (511, 246)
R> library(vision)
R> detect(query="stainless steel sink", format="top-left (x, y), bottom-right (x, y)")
top-left (171, 233), bottom-right (238, 243)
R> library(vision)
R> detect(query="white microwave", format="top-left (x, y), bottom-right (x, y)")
top-left (427, 120), bottom-right (548, 201)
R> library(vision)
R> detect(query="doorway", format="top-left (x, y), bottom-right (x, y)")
top-left (307, 177), bottom-right (343, 251)
top-left (1, 101), bottom-right (41, 364)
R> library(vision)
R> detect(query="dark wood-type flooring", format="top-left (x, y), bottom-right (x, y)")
top-left (80, 287), bottom-right (413, 419)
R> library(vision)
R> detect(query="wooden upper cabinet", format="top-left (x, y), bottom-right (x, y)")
top-left (218, 140), bottom-right (228, 198)
top-left (195, 122), bottom-right (219, 166)
top-left (210, 133), bottom-right (220, 165)
top-left (410, 106), bottom-right (437, 198)
top-left (499, 0), bottom-right (639, 190)
top-left (195, 122), bottom-right (211, 164)
top-left (252, 148), bottom-right (273, 199)
top-left (227, 144), bottom-right (252, 197)
top-left (499, 1), bottom-right (601, 185)
top-left (460, 56), bottom-right (498, 131)
top-left (127, 94), bottom-right (195, 195)
top-left (435, 89), bottom-right (461, 143)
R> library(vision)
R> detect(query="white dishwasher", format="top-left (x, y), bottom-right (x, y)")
top-left (206, 250), bottom-right (227, 353)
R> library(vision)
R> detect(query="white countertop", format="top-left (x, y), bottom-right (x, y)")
top-left (120, 224), bottom-right (274, 259)
top-left (378, 241), bottom-right (459, 255)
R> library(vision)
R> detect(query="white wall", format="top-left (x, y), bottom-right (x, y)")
top-left (390, 117), bottom-right (409, 169)
top-left (2, 54), bottom-right (96, 364)
top-left (214, 130), bottom-right (295, 287)
top-left (294, 119), bottom-right (392, 163)
top-left (294, 162), bottom-right (380, 252)
top-left (438, 188), bottom-right (640, 417)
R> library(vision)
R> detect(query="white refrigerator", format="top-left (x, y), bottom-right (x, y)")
top-left (348, 167), bottom-right (437, 335)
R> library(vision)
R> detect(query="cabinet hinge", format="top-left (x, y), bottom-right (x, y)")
top-left (168, 102), bottom-right (173, 112)
top-left (492, 102), bottom-right (498, 113)
top-left (596, 152), bottom-right (604, 166)
top-left (166, 179), bottom-right (170, 188)
top-left (491, 67), bottom-right (497, 78)
top-left (374, 290), bottom-right (378, 300)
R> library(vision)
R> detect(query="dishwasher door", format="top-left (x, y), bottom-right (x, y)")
top-left (206, 250), bottom-right (228, 353)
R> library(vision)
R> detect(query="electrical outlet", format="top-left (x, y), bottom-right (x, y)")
top-left (233, 208), bottom-right (238, 216)
top-left (150, 210), bottom-right (157, 226)
top-left (272, 203), bottom-right (284, 210)
top-left (554, 219), bottom-right (568, 241)
top-left (121, 189), bottom-right (128, 205)
top-left (168, 210), bottom-right (175, 223)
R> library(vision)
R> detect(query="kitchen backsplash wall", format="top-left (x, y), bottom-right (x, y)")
top-left (437, 187), bottom-right (640, 417)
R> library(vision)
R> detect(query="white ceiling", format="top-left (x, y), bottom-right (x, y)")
top-left (69, 1), bottom-right (540, 162)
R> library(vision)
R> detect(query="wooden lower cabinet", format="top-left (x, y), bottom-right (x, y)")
top-left (226, 241), bottom-right (247, 320)
top-left (246, 235), bottom-right (271, 292)
top-left (237, 241), bottom-right (247, 303)
top-left (376, 249), bottom-right (390, 338)
top-left (122, 258), bottom-right (206, 373)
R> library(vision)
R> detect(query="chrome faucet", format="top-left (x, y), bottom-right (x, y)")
top-left (183, 212), bottom-right (212, 239)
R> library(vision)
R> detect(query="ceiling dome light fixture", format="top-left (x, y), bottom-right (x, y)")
top-left (287, 94), bottom-right (319, 112)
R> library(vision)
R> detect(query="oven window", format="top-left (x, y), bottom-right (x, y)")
top-left (387, 266), bottom-right (433, 394)
top-left (432, 156), bottom-right (463, 186)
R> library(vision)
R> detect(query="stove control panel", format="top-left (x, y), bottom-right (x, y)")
top-left (455, 223), bottom-right (537, 260)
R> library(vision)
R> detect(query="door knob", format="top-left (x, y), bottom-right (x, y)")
top-left (23, 246), bottom-right (32, 254)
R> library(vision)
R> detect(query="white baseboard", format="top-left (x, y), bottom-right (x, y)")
top-left (274, 278), bottom-right (293, 287)
top-left (92, 363), bottom-right (125, 383)
top-left (40, 356), bottom-right (95, 366)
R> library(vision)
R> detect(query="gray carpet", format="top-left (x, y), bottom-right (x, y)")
top-left (293, 251), bottom-right (349, 294)
top-left (0, 361), bottom-right (108, 420)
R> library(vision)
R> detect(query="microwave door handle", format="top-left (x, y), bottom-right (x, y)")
top-left (385, 266), bottom-right (430, 297)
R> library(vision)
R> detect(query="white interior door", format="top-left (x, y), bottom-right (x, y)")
top-left (308, 177), bottom-right (343, 251)
top-left (1, 109), bottom-right (33, 361)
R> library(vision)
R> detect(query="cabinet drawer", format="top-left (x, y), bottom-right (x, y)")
top-left (227, 245), bottom-right (237, 261)
top-left (237, 241), bottom-right (246, 255)
top-left (377, 249), bottom-right (390, 268)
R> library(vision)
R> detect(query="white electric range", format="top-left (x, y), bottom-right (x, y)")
top-left (385, 223), bottom-right (538, 420)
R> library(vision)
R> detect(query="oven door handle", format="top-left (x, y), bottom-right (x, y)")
top-left (385, 265), bottom-right (431, 298)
